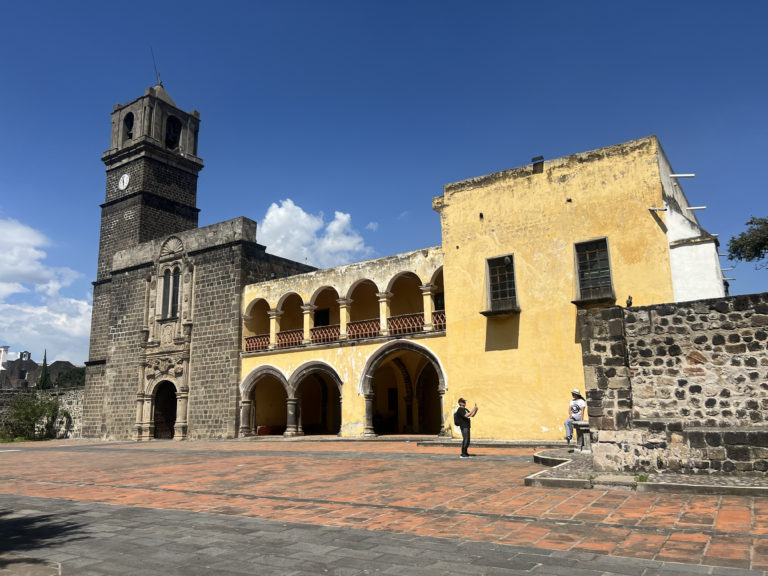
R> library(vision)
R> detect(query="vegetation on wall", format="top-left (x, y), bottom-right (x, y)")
top-left (0, 394), bottom-right (66, 441)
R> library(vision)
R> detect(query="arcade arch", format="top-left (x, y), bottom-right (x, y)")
top-left (360, 341), bottom-right (446, 436)
top-left (240, 368), bottom-right (289, 436)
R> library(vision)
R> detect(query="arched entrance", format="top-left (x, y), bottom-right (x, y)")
top-left (416, 362), bottom-right (442, 433)
top-left (153, 381), bottom-right (177, 439)
top-left (249, 373), bottom-right (288, 436)
top-left (361, 341), bottom-right (446, 436)
top-left (292, 364), bottom-right (342, 436)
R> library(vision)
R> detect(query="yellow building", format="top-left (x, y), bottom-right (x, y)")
top-left (241, 136), bottom-right (724, 440)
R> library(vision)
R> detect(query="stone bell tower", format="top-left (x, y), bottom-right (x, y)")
top-left (84, 84), bottom-right (204, 437)
top-left (96, 83), bottom-right (203, 281)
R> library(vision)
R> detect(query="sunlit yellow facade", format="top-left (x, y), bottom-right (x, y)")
top-left (240, 136), bottom-right (723, 440)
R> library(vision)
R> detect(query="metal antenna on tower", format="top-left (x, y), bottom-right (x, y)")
top-left (150, 47), bottom-right (162, 86)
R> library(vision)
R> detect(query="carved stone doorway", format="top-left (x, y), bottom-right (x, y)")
top-left (153, 381), bottom-right (177, 439)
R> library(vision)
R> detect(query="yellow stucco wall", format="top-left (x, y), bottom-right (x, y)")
top-left (240, 136), bottom-right (685, 441)
top-left (434, 136), bottom-right (675, 440)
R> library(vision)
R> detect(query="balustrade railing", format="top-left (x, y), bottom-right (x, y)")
top-left (276, 329), bottom-right (304, 348)
top-left (388, 312), bottom-right (424, 335)
top-left (245, 334), bottom-right (269, 352)
top-left (347, 318), bottom-right (380, 340)
top-left (311, 324), bottom-right (340, 344)
top-left (246, 311), bottom-right (447, 352)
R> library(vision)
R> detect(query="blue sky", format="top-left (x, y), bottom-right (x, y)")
top-left (0, 1), bottom-right (766, 365)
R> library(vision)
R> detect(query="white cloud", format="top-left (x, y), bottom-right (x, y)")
top-left (366, 221), bottom-right (379, 232)
top-left (0, 217), bottom-right (91, 365)
top-left (259, 199), bottom-right (374, 268)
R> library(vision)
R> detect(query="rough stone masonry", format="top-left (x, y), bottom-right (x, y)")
top-left (579, 292), bottom-right (768, 474)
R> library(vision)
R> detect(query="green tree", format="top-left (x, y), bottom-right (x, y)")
top-left (728, 217), bottom-right (768, 269)
top-left (55, 367), bottom-right (86, 388)
top-left (38, 350), bottom-right (52, 390)
top-left (1, 394), bottom-right (60, 440)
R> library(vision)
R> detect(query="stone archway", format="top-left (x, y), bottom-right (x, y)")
top-left (153, 381), bottom-right (177, 439)
top-left (240, 366), bottom-right (290, 437)
top-left (360, 341), bottom-right (447, 437)
top-left (289, 362), bottom-right (343, 436)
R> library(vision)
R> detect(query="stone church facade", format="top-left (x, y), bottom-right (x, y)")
top-left (83, 85), bottom-right (312, 440)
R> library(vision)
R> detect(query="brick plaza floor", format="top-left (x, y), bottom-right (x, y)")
top-left (0, 439), bottom-right (767, 574)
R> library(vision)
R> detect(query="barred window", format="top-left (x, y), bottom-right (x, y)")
top-left (486, 255), bottom-right (518, 313)
top-left (575, 239), bottom-right (613, 301)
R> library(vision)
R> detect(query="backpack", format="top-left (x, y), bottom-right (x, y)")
top-left (454, 408), bottom-right (463, 426)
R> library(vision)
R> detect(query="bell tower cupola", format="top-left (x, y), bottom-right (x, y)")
top-left (96, 84), bottom-right (204, 282)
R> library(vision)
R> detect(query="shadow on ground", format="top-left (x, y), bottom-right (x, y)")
top-left (0, 509), bottom-right (85, 569)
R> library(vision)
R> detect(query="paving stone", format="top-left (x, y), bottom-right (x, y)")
top-left (0, 441), bottom-right (767, 575)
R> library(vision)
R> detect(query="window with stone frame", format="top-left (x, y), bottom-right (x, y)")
top-left (575, 238), bottom-right (614, 302)
top-left (161, 266), bottom-right (181, 319)
top-left (483, 254), bottom-right (519, 315)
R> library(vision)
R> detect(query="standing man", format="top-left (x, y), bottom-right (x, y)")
top-left (564, 388), bottom-right (586, 445)
top-left (454, 397), bottom-right (478, 458)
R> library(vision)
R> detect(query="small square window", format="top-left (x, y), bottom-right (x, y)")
top-left (575, 239), bottom-right (614, 302)
top-left (481, 255), bottom-right (520, 316)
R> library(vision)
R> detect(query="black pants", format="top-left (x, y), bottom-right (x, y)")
top-left (461, 426), bottom-right (470, 455)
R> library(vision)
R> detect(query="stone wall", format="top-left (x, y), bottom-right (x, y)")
top-left (102, 265), bottom-right (151, 440)
top-left (51, 388), bottom-right (85, 438)
top-left (579, 292), bottom-right (768, 474)
top-left (0, 388), bottom-right (84, 438)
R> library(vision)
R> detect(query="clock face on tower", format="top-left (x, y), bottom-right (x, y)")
top-left (118, 173), bottom-right (130, 190)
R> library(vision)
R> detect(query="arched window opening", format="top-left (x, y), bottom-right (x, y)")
top-left (123, 112), bottom-right (134, 142)
top-left (276, 293), bottom-right (304, 348)
top-left (165, 116), bottom-right (182, 150)
top-left (171, 267), bottom-right (180, 317)
top-left (347, 280), bottom-right (380, 339)
top-left (161, 266), bottom-right (181, 319)
top-left (161, 269), bottom-right (171, 318)
top-left (310, 287), bottom-right (340, 344)
top-left (388, 272), bottom-right (423, 335)
top-left (244, 299), bottom-right (271, 351)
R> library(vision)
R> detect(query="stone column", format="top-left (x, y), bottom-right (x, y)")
top-left (301, 304), bottom-right (317, 344)
top-left (377, 292), bottom-right (393, 337)
top-left (174, 385), bottom-right (189, 440)
top-left (284, 397), bottom-right (299, 436)
top-left (143, 391), bottom-right (154, 440)
top-left (363, 392), bottom-right (377, 437)
top-left (296, 391), bottom-right (304, 436)
top-left (420, 284), bottom-right (435, 331)
top-left (337, 298), bottom-right (352, 340)
top-left (134, 392), bottom-right (146, 441)
top-left (239, 399), bottom-right (252, 437)
top-left (437, 391), bottom-right (450, 436)
top-left (268, 309), bottom-right (282, 349)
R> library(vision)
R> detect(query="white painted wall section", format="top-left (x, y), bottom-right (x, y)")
top-left (669, 241), bottom-right (725, 301)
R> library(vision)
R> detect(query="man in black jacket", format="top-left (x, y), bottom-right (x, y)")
top-left (454, 398), bottom-right (478, 458)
